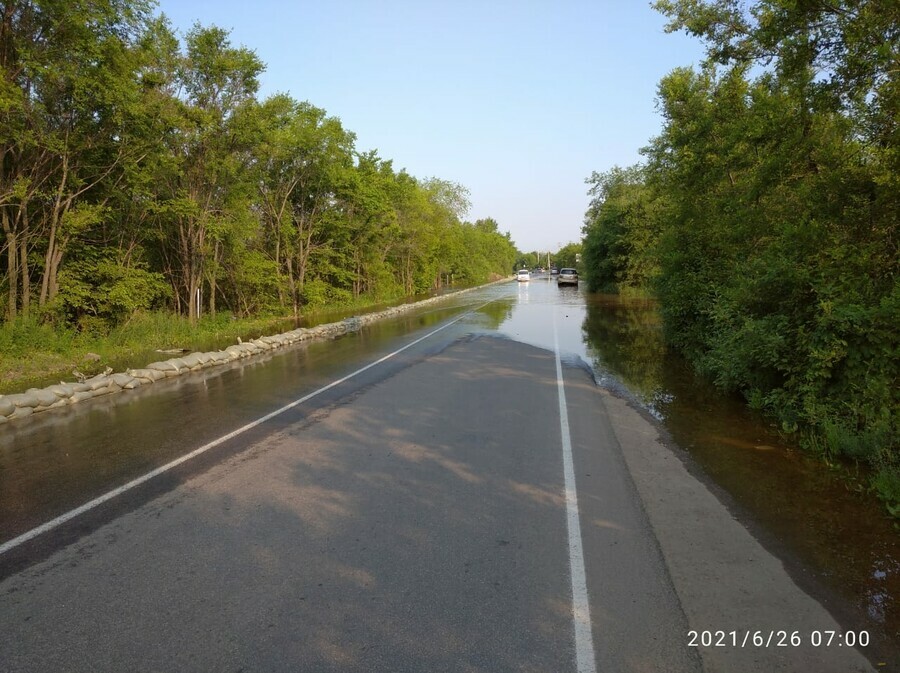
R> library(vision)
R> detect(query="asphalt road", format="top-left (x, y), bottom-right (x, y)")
top-left (0, 290), bottom-right (879, 672)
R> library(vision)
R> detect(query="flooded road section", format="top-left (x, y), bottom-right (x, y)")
top-left (1, 277), bottom-right (897, 653)
top-left (485, 278), bottom-right (899, 656)
top-left (0, 293), bottom-right (501, 545)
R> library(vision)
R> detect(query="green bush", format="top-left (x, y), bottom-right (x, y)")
top-left (873, 467), bottom-right (900, 518)
top-left (301, 279), bottom-right (353, 308)
top-left (0, 316), bottom-right (77, 357)
top-left (583, 39), bottom-right (898, 513)
top-left (53, 256), bottom-right (170, 332)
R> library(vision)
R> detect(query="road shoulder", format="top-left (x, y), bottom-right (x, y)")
top-left (598, 387), bottom-right (875, 672)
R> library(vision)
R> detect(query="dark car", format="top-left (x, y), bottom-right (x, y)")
top-left (557, 268), bottom-right (578, 286)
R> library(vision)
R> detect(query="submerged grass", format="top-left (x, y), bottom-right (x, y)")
top-left (798, 422), bottom-right (900, 520)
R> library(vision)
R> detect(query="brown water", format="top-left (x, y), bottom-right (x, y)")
top-left (481, 278), bottom-right (898, 659)
top-left (580, 292), bottom-right (900, 657)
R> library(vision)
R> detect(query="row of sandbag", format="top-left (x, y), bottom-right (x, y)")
top-left (0, 282), bottom-right (497, 423)
top-left (0, 320), bottom-right (355, 423)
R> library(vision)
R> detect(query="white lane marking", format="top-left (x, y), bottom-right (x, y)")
top-left (554, 314), bottom-right (598, 673)
top-left (0, 306), bottom-right (484, 557)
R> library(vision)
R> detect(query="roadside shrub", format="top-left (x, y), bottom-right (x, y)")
top-left (53, 257), bottom-right (170, 332)
top-left (301, 279), bottom-right (352, 308)
top-left (872, 467), bottom-right (900, 518)
top-left (0, 316), bottom-right (76, 357)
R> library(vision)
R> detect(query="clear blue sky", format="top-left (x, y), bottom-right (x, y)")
top-left (153, 0), bottom-right (706, 253)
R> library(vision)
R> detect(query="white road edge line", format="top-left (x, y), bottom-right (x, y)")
top-left (0, 304), bottom-right (486, 557)
top-left (554, 314), bottom-right (598, 673)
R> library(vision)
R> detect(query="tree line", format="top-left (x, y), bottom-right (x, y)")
top-left (514, 243), bottom-right (581, 272)
top-left (582, 0), bottom-right (898, 505)
top-left (0, 0), bottom-right (518, 333)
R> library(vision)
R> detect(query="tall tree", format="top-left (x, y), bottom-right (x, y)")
top-left (582, 165), bottom-right (660, 292)
top-left (634, 0), bottom-right (899, 487)
top-left (0, 6), bottom-right (521, 335)
top-left (0, 0), bottom-right (153, 318)
top-left (153, 23), bottom-right (262, 320)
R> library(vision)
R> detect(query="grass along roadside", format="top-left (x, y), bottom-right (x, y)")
top-left (0, 282), bottom-right (501, 396)
top-left (0, 311), bottom-right (302, 395)
top-left (0, 288), bottom-right (431, 395)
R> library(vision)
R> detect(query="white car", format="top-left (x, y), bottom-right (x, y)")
top-left (516, 269), bottom-right (531, 282)
top-left (557, 268), bottom-right (579, 286)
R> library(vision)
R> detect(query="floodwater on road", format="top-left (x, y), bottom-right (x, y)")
top-left (1, 276), bottom-right (897, 655)
top-left (0, 298), bottom-right (479, 544)
top-left (486, 276), bottom-right (899, 657)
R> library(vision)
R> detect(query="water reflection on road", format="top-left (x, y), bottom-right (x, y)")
top-left (488, 276), bottom-right (898, 652)
top-left (583, 293), bottom-right (900, 636)
top-left (0, 300), bottom-right (479, 544)
top-left (2, 275), bottom-right (897, 652)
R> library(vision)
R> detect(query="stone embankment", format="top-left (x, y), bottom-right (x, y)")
top-left (0, 282), bottom-right (504, 424)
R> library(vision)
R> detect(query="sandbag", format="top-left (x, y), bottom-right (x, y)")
top-left (0, 397), bottom-right (15, 417)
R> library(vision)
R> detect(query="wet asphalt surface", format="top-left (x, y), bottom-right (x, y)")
top-left (0, 278), bottom-right (883, 671)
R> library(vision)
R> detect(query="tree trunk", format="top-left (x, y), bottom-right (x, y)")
top-left (3, 215), bottom-right (17, 320)
top-left (274, 233), bottom-right (285, 309)
top-left (39, 218), bottom-right (54, 305)
top-left (40, 158), bottom-right (70, 306)
top-left (208, 240), bottom-right (220, 318)
top-left (19, 230), bottom-right (29, 315)
top-left (47, 246), bottom-right (63, 302)
top-left (177, 217), bottom-right (204, 322)
top-left (285, 255), bottom-right (298, 319)
top-left (188, 273), bottom-right (199, 322)
top-left (405, 253), bottom-right (413, 295)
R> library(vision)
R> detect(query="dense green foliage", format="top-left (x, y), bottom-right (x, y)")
top-left (514, 251), bottom-right (541, 270)
top-left (583, 0), bottom-right (899, 508)
top-left (512, 243), bottom-right (582, 273)
top-left (583, 167), bottom-right (661, 292)
top-left (0, 1), bottom-right (518, 333)
top-left (553, 242), bottom-right (582, 271)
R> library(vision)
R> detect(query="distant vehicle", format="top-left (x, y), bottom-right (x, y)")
top-left (557, 268), bottom-right (578, 286)
top-left (550, 268), bottom-right (559, 276)
top-left (516, 269), bottom-right (531, 282)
